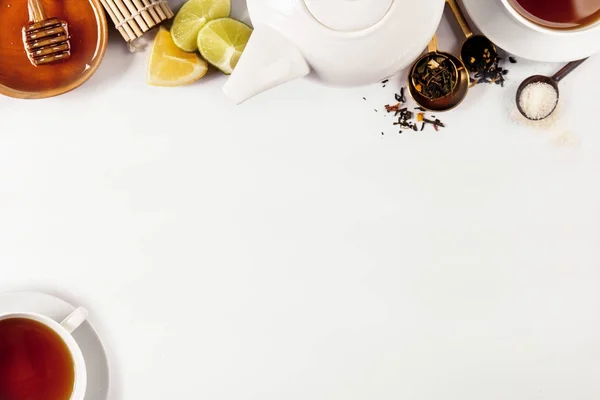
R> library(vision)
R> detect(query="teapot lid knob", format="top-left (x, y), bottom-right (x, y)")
top-left (303, 0), bottom-right (393, 31)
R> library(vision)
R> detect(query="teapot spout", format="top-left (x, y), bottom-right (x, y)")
top-left (223, 25), bottom-right (310, 104)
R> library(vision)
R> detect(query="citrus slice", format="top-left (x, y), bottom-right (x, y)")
top-left (147, 27), bottom-right (208, 87)
top-left (171, 0), bottom-right (231, 52)
top-left (197, 18), bottom-right (253, 74)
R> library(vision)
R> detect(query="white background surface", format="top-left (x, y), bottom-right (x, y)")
top-left (1, 1), bottom-right (600, 399)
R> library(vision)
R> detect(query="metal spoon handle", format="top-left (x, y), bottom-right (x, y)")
top-left (446, 0), bottom-right (473, 39)
top-left (552, 58), bottom-right (588, 83)
top-left (428, 34), bottom-right (438, 53)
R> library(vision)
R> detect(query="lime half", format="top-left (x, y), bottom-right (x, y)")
top-left (171, 0), bottom-right (231, 52)
top-left (197, 18), bottom-right (253, 74)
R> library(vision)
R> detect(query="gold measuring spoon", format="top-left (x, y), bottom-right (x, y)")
top-left (516, 58), bottom-right (588, 121)
top-left (408, 34), bottom-right (470, 112)
top-left (446, 0), bottom-right (498, 73)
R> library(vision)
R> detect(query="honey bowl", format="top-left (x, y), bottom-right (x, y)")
top-left (0, 0), bottom-right (108, 99)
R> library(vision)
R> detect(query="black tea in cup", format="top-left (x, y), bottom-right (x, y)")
top-left (508, 0), bottom-right (600, 30)
top-left (0, 318), bottom-right (75, 400)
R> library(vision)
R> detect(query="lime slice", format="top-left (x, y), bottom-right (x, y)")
top-left (171, 0), bottom-right (231, 52)
top-left (197, 18), bottom-right (253, 74)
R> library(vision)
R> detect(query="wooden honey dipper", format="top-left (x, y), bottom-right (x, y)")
top-left (22, 0), bottom-right (71, 66)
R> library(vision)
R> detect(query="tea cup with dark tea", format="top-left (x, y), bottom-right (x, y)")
top-left (501, 0), bottom-right (600, 34)
top-left (0, 308), bottom-right (88, 400)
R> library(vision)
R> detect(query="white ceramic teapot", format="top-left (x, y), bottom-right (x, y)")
top-left (223, 0), bottom-right (446, 104)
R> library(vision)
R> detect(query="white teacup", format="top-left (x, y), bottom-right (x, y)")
top-left (500, 0), bottom-right (600, 35)
top-left (0, 307), bottom-right (88, 400)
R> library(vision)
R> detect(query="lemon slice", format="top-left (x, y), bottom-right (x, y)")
top-left (171, 0), bottom-right (231, 52)
top-left (147, 27), bottom-right (208, 87)
top-left (197, 18), bottom-right (253, 74)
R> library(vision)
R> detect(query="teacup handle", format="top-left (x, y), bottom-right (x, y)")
top-left (60, 307), bottom-right (88, 334)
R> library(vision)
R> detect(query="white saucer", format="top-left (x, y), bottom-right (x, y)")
top-left (461, 0), bottom-right (600, 62)
top-left (0, 291), bottom-right (110, 400)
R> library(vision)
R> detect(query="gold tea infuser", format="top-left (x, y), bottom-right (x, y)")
top-left (22, 0), bottom-right (71, 66)
top-left (408, 34), bottom-right (470, 112)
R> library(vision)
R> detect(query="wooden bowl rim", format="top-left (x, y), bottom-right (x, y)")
top-left (0, 0), bottom-right (109, 100)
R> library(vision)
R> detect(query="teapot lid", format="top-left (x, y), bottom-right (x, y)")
top-left (303, 0), bottom-right (393, 31)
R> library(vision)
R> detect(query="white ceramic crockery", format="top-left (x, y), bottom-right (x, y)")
top-left (499, 0), bottom-right (600, 36)
top-left (223, 0), bottom-right (446, 104)
top-left (0, 307), bottom-right (89, 400)
top-left (462, 0), bottom-right (600, 62)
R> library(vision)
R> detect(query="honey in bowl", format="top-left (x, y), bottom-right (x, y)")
top-left (0, 318), bottom-right (75, 400)
top-left (0, 0), bottom-right (106, 98)
top-left (507, 0), bottom-right (600, 30)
